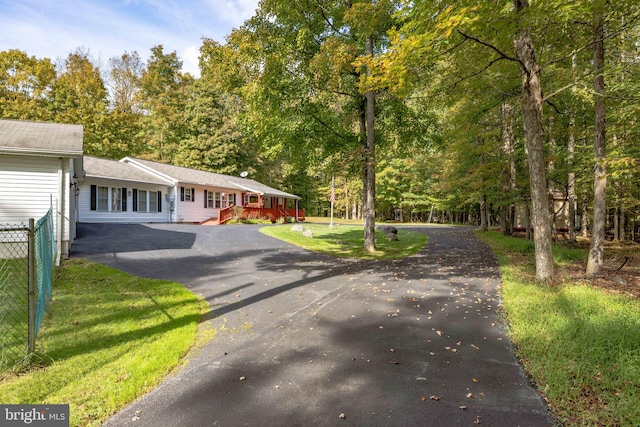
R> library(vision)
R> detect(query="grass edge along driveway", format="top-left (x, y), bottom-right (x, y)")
top-left (0, 223), bottom-right (425, 427)
top-left (0, 258), bottom-right (208, 427)
top-left (260, 223), bottom-right (427, 259)
top-left (477, 230), bottom-right (640, 426)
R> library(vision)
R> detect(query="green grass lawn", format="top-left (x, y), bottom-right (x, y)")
top-left (8, 226), bottom-right (636, 426)
top-left (0, 258), bottom-right (208, 427)
top-left (260, 223), bottom-right (427, 259)
top-left (477, 231), bottom-right (640, 426)
top-left (0, 258), bottom-right (29, 372)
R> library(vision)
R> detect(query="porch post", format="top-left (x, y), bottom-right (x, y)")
top-left (295, 199), bottom-right (299, 222)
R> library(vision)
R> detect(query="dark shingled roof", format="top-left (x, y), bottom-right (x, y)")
top-left (0, 119), bottom-right (83, 156)
top-left (83, 156), bottom-right (171, 185)
top-left (125, 157), bottom-right (300, 200)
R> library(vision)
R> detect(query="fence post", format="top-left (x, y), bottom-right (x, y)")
top-left (28, 218), bottom-right (36, 354)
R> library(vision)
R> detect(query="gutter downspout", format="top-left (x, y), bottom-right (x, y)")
top-left (56, 158), bottom-right (63, 266)
top-left (171, 182), bottom-right (178, 223)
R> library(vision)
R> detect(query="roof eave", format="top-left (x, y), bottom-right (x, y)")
top-left (85, 174), bottom-right (171, 185)
top-left (231, 182), bottom-right (300, 200)
top-left (0, 147), bottom-right (83, 157)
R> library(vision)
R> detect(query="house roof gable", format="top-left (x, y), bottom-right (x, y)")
top-left (122, 157), bottom-right (300, 200)
top-left (0, 119), bottom-right (83, 156)
top-left (83, 156), bottom-right (171, 185)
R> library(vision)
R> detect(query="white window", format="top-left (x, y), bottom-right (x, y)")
top-left (149, 191), bottom-right (158, 213)
top-left (112, 188), bottom-right (122, 212)
top-left (244, 194), bottom-right (259, 205)
top-left (206, 191), bottom-right (223, 208)
top-left (138, 190), bottom-right (147, 212)
top-left (228, 194), bottom-right (236, 207)
top-left (184, 187), bottom-right (193, 202)
top-left (97, 186), bottom-right (109, 211)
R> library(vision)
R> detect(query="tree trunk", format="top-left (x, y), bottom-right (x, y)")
top-left (363, 35), bottom-right (376, 253)
top-left (613, 206), bottom-right (619, 241)
top-left (513, 1), bottom-right (554, 282)
top-left (358, 95), bottom-right (367, 222)
top-left (620, 205), bottom-right (625, 242)
top-left (568, 53), bottom-right (577, 243)
top-left (344, 181), bottom-right (349, 220)
top-left (525, 203), bottom-right (532, 241)
top-left (568, 118), bottom-right (577, 243)
top-left (586, 18), bottom-right (607, 278)
top-left (480, 196), bottom-right (488, 231)
top-left (581, 196), bottom-right (589, 238)
top-left (501, 100), bottom-right (514, 235)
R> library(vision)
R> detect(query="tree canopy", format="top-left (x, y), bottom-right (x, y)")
top-left (2, 1), bottom-right (640, 280)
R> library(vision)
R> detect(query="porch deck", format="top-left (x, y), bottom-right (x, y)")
top-left (202, 206), bottom-right (306, 225)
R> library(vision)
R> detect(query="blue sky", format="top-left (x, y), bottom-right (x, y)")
top-left (0, 0), bottom-right (260, 76)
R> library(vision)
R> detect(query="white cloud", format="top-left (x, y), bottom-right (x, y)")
top-left (0, 0), bottom-right (260, 77)
top-left (206, 0), bottom-right (260, 25)
top-left (181, 45), bottom-right (201, 77)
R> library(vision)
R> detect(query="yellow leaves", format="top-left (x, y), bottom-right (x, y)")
top-left (344, 0), bottom-right (396, 36)
top-left (309, 37), bottom-right (358, 91)
top-left (435, 5), bottom-right (481, 39)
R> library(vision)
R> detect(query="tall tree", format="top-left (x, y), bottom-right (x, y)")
top-left (228, 0), bottom-right (401, 252)
top-left (103, 51), bottom-right (146, 158)
top-left (512, 0), bottom-right (554, 281)
top-left (0, 49), bottom-right (56, 121)
top-left (51, 50), bottom-right (108, 156)
top-left (139, 45), bottom-right (192, 163)
top-left (586, 12), bottom-right (608, 277)
top-left (175, 79), bottom-right (248, 175)
top-left (108, 51), bottom-right (144, 114)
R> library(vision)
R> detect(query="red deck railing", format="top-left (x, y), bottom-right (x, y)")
top-left (240, 207), bottom-right (305, 222)
top-left (217, 206), bottom-right (304, 223)
top-left (219, 205), bottom-right (235, 224)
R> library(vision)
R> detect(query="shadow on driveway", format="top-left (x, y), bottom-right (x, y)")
top-left (74, 223), bottom-right (197, 254)
top-left (73, 223), bottom-right (556, 427)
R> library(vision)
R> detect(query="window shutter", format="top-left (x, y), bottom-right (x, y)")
top-left (133, 189), bottom-right (138, 211)
top-left (158, 191), bottom-right (162, 213)
top-left (90, 185), bottom-right (97, 211)
top-left (122, 188), bottom-right (127, 211)
top-left (192, 188), bottom-right (195, 202)
top-left (180, 187), bottom-right (185, 202)
top-left (204, 190), bottom-right (208, 208)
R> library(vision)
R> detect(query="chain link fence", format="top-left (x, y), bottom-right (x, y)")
top-left (34, 209), bottom-right (56, 338)
top-left (0, 209), bottom-right (56, 373)
top-left (0, 224), bottom-right (29, 372)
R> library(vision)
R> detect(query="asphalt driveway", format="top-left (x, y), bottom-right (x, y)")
top-left (72, 223), bottom-right (556, 426)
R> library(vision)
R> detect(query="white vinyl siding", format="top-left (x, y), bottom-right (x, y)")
top-left (175, 185), bottom-right (241, 223)
top-left (0, 154), bottom-right (59, 223)
top-left (79, 178), bottom-right (170, 223)
top-left (0, 154), bottom-right (76, 256)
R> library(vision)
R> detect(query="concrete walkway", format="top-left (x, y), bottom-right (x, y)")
top-left (72, 223), bottom-right (556, 426)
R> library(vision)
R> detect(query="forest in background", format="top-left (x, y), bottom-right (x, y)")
top-left (2, 1), bottom-right (640, 279)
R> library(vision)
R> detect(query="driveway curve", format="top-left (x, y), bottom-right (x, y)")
top-left (71, 223), bottom-right (556, 427)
